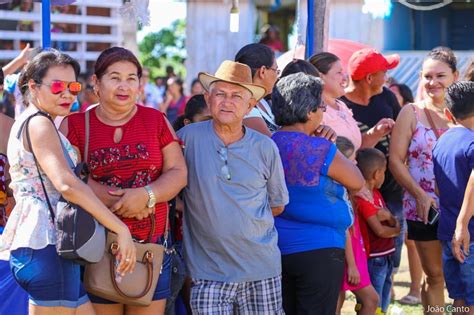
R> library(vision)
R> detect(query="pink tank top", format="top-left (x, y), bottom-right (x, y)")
top-left (403, 105), bottom-right (447, 222)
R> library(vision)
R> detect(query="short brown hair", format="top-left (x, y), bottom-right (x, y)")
top-left (94, 47), bottom-right (142, 80)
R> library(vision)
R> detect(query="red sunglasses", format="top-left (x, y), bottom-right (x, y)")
top-left (43, 80), bottom-right (82, 96)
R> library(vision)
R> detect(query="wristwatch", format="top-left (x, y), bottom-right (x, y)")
top-left (144, 185), bottom-right (156, 208)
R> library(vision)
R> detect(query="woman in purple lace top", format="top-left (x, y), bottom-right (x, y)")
top-left (271, 73), bottom-right (365, 315)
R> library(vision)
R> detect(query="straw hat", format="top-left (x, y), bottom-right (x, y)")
top-left (198, 60), bottom-right (267, 101)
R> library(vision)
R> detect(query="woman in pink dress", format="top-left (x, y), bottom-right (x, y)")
top-left (390, 47), bottom-right (458, 314)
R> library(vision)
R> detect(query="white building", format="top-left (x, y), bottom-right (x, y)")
top-left (0, 0), bottom-right (138, 72)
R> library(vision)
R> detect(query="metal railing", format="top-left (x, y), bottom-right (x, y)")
top-left (0, 0), bottom-right (123, 70)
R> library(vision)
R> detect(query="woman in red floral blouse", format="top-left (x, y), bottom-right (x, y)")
top-left (61, 47), bottom-right (187, 315)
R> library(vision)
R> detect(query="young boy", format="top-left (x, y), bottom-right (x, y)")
top-left (433, 81), bottom-right (474, 314)
top-left (355, 148), bottom-right (401, 315)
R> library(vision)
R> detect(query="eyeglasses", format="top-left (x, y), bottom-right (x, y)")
top-left (217, 147), bottom-right (231, 181)
top-left (265, 66), bottom-right (281, 75)
top-left (318, 103), bottom-right (327, 112)
top-left (41, 80), bottom-right (82, 96)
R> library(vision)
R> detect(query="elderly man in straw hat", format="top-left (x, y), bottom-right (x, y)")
top-left (177, 60), bottom-right (288, 314)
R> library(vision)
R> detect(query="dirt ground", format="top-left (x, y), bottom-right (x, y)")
top-left (340, 243), bottom-right (452, 315)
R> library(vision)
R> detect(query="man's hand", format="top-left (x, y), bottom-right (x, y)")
top-left (452, 225), bottom-right (470, 263)
top-left (371, 118), bottom-right (395, 138)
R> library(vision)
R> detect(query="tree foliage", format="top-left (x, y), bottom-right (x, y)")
top-left (138, 19), bottom-right (186, 76)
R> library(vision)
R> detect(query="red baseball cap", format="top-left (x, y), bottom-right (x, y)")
top-left (348, 48), bottom-right (400, 81)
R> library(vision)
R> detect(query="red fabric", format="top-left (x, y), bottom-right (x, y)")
top-left (166, 95), bottom-right (189, 117)
top-left (66, 105), bottom-right (174, 241)
top-left (276, 39), bottom-right (371, 74)
top-left (355, 189), bottom-right (395, 258)
top-left (347, 48), bottom-right (400, 81)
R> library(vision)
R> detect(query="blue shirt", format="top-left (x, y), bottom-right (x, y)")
top-left (272, 131), bottom-right (352, 255)
top-left (433, 127), bottom-right (474, 241)
top-left (177, 121), bottom-right (289, 282)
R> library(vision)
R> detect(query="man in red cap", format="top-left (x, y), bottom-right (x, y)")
top-left (340, 48), bottom-right (405, 314)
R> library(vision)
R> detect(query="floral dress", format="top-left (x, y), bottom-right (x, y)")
top-left (403, 105), bottom-right (447, 222)
top-left (0, 111), bottom-right (78, 260)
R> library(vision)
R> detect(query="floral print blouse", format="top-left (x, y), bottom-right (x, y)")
top-left (403, 105), bottom-right (447, 222)
top-left (0, 111), bottom-right (77, 260)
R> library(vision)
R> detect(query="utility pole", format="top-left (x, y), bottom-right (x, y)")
top-left (306, 0), bottom-right (330, 58)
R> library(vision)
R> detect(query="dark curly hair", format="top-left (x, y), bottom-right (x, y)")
top-left (445, 81), bottom-right (474, 120)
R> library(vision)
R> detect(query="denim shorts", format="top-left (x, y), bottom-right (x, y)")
top-left (89, 251), bottom-right (172, 304)
top-left (9, 245), bottom-right (89, 308)
top-left (367, 255), bottom-right (393, 313)
top-left (442, 241), bottom-right (474, 306)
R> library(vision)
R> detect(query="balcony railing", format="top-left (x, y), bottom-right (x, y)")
top-left (0, 0), bottom-right (123, 70)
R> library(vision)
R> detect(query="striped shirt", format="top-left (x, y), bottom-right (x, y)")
top-left (66, 105), bottom-right (174, 241)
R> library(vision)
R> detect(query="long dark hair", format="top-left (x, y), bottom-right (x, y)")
top-left (424, 46), bottom-right (457, 73)
top-left (18, 49), bottom-right (80, 106)
top-left (308, 52), bottom-right (340, 75)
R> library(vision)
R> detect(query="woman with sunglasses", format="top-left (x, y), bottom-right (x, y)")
top-left (0, 49), bottom-right (136, 315)
top-left (271, 73), bottom-right (365, 315)
top-left (61, 47), bottom-right (187, 315)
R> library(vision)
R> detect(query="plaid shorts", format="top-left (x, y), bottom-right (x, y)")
top-left (190, 275), bottom-right (284, 314)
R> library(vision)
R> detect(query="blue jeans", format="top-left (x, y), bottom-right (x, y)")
top-left (165, 241), bottom-right (187, 315)
top-left (10, 245), bottom-right (89, 308)
top-left (387, 200), bottom-right (405, 273)
top-left (442, 241), bottom-right (474, 306)
top-left (367, 256), bottom-right (393, 312)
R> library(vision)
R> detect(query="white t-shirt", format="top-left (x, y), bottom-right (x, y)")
top-left (244, 99), bottom-right (279, 133)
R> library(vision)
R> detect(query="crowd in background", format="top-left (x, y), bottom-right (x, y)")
top-left (0, 38), bottom-right (473, 315)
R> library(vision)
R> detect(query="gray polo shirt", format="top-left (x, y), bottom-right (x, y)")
top-left (177, 120), bottom-right (289, 283)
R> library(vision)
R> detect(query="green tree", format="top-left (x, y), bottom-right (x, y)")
top-left (138, 19), bottom-right (186, 77)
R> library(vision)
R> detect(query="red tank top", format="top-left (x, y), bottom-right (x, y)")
top-left (66, 105), bottom-right (174, 241)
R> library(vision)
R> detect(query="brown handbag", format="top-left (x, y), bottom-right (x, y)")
top-left (82, 110), bottom-right (169, 306)
top-left (83, 210), bottom-right (169, 306)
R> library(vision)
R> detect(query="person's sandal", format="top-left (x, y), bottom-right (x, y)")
top-left (399, 294), bottom-right (421, 305)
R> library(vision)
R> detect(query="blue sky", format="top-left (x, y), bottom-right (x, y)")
top-left (137, 0), bottom-right (186, 42)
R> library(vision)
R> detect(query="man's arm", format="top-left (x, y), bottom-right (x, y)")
top-left (266, 142), bottom-right (289, 216)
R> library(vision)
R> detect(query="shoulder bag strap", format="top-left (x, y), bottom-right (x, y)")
top-left (423, 107), bottom-right (441, 139)
top-left (145, 202), bottom-right (170, 250)
top-left (84, 109), bottom-right (90, 163)
top-left (22, 112), bottom-right (57, 221)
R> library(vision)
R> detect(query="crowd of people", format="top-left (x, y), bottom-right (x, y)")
top-left (0, 41), bottom-right (472, 315)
